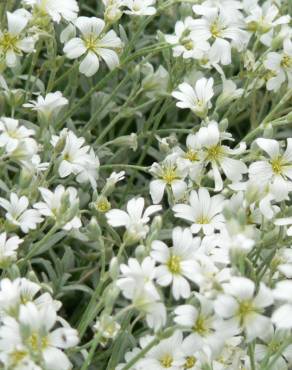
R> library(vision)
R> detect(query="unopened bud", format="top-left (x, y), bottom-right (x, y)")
top-left (109, 133), bottom-right (138, 151)
top-left (109, 257), bottom-right (119, 280)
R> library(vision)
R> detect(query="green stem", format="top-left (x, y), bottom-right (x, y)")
top-left (261, 89), bottom-right (292, 127)
top-left (100, 164), bottom-right (149, 173)
top-left (80, 332), bottom-right (104, 370)
top-left (81, 73), bottom-right (132, 135)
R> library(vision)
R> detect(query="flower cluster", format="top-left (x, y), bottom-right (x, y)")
top-left (0, 0), bottom-right (291, 369)
top-left (0, 278), bottom-right (78, 370)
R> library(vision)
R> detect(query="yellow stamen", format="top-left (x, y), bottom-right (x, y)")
top-left (167, 255), bottom-right (181, 274)
top-left (162, 167), bottom-right (179, 184)
top-left (192, 315), bottom-right (209, 335)
top-left (160, 354), bottom-right (173, 368)
top-left (206, 145), bottom-right (223, 161)
top-left (271, 158), bottom-right (283, 175)
top-left (0, 32), bottom-right (20, 53)
top-left (185, 356), bottom-right (197, 369)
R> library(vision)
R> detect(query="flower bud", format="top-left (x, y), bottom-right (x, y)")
top-left (105, 5), bottom-right (123, 23)
top-left (109, 133), bottom-right (138, 151)
top-left (243, 50), bottom-right (255, 72)
top-left (109, 257), bottom-right (119, 280)
top-left (135, 244), bottom-right (146, 259)
top-left (103, 284), bottom-right (120, 309)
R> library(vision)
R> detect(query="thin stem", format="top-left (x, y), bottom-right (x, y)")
top-left (100, 164), bottom-right (149, 173)
top-left (80, 332), bottom-right (104, 370)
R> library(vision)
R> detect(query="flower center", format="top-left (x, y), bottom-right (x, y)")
top-left (162, 167), bottom-right (179, 184)
top-left (192, 315), bottom-right (209, 336)
top-left (63, 152), bottom-right (71, 161)
top-left (258, 17), bottom-right (271, 34)
top-left (8, 130), bottom-right (21, 139)
top-left (0, 32), bottom-right (20, 53)
top-left (27, 332), bottom-right (49, 351)
top-left (160, 354), bottom-right (173, 368)
top-left (196, 215), bottom-right (209, 224)
top-left (210, 22), bottom-right (222, 38)
top-left (185, 149), bottom-right (198, 162)
top-left (133, 3), bottom-right (141, 11)
top-left (281, 55), bottom-right (292, 69)
top-left (84, 34), bottom-right (98, 51)
top-left (268, 340), bottom-right (281, 352)
top-left (206, 145), bottom-right (223, 161)
top-left (237, 300), bottom-right (254, 324)
top-left (167, 255), bottom-right (181, 274)
top-left (10, 350), bottom-right (27, 365)
top-left (96, 198), bottom-right (111, 213)
top-left (182, 37), bottom-right (194, 50)
top-left (271, 158), bottom-right (283, 175)
top-left (185, 356), bottom-right (197, 369)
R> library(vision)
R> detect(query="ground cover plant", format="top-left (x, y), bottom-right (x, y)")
top-left (0, 0), bottom-right (291, 369)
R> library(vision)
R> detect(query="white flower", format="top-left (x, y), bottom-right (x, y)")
top-left (104, 171), bottom-right (126, 193)
top-left (0, 11), bottom-right (36, 68)
top-left (246, 4), bottom-right (290, 46)
top-left (141, 64), bottom-right (169, 98)
top-left (197, 121), bottom-right (247, 191)
top-left (122, 0), bottom-right (156, 16)
top-left (174, 295), bottom-right (228, 351)
top-left (215, 277), bottom-right (273, 341)
top-left (149, 155), bottom-right (187, 204)
top-left (9, 137), bottom-right (39, 165)
top-left (270, 248), bottom-right (292, 277)
top-left (0, 117), bottom-right (35, 153)
top-left (23, 0), bottom-right (79, 23)
top-left (172, 77), bottom-right (214, 118)
top-left (94, 314), bottom-right (121, 342)
top-left (0, 277), bottom-right (41, 316)
top-left (130, 286), bottom-right (167, 331)
top-left (173, 133), bottom-right (203, 183)
top-left (106, 197), bottom-right (161, 242)
top-left (272, 280), bottom-right (292, 329)
top-left (216, 78), bottom-right (243, 108)
top-left (63, 17), bottom-right (123, 77)
top-left (173, 188), bottom-right (225, 235)
top-left (117, 257), bottom-right (159, 300)
top-left (183, 249), bottom-right (231, 293)
top-left (274, 217), bottom-right (292, 237)
top-left (116, 336), bottom-right (151, 370)
top-left (139, 331), bottom-right (185, 369)
top-left (191, 6), bottom-right (249, 65)
top-left (264, 38), bottom-right (292, 91)
top-left (249, 138), bottom-right (292, 202)
top-left (55, 130), bottom-right (100, 188)
top-left (0, 193), bottom-right (43, 233)
top-left (27, 154), bottom-right (50, 173)
top-left (199, 0), bottom-right (243, 20)
top-left (151, 227), bottom-right (197, 300)
top-left (34, 185), bottom-right (81, 231)
top-left (23, 92), bottom-right (68, 121)
top-left (103, 0), bottom-right (123, 22)
top-left (7, 302), bottom-right (79, 370)
top-left (255, 327), bottom-right (292, 370)
top-left (165, 17), bottom-right (210, 60)
top-left (0, 232), bottom-right (23, 267)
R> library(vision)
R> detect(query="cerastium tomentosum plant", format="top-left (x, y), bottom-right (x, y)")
top-left (0, 0), bottom-right (291, 369)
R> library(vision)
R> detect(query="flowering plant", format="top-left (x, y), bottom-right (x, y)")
top-left (0, 0), bottom-right (291, 369)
